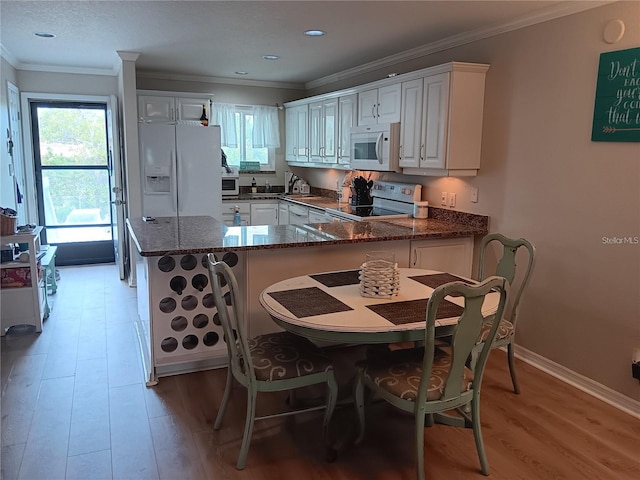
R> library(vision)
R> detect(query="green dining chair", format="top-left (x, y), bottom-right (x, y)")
top-left (473, 233), bottom-right (536, 393)
top-left (206, 256), bottom-right (338, 470)
top-left (354, 276), bottom-right (508, 480)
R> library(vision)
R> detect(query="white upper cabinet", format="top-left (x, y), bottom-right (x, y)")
top-left (285, 107), bottom-right (297, 162)
top-left (176, 98), bottom-right (210, 123)
top-left (284, 62), bottom-right (489, 175)
top-left (138, 96), bottom-right (174, 123)
top-left (399, 73), bottom-right (449, 170)
top-left (308, 101), bottom-right (322, 162)
top-left (285, 104), bottom-right (309, 163)
top-left (400, 64), bottom-right (488, 176)
top-left (309, 98), bottom-right (338, 163)
top-left (357, 83), bottom-right (401, 126)
top-left (399, 79), bottom-right (424, 168)
top-left (338, 94), bottom-right (357, 165)
top-left (138, 94), bottom-right (211, 124)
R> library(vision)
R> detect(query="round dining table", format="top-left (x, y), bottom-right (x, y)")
top-left (259, 268), bottom-right (500, 345)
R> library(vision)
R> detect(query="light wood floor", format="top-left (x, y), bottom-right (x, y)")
top-left (1, 264), bottom-right (639, 480)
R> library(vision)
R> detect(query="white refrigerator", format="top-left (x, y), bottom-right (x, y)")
top-left (139, 123), bottom-right (222, 219)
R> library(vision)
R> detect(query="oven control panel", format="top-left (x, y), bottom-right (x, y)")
top-left (371, 181), bottom-right (422, 203)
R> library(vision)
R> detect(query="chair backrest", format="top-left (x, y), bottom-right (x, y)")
top-left (419, 276), bottom-right (508, 404)
top-left (478, 233), bottom-right (536, 326)
top-left (206, 255), bottom-right (255, 383)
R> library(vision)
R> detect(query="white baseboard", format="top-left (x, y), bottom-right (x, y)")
top-left (512, 345), bottom-right (640, 419)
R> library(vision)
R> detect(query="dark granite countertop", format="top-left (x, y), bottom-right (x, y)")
top-left (223, 194), bottom-right (339, 210)
top-left (127, 208), bottom-right (488, 257)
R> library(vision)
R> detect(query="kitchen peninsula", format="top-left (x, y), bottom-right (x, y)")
top-left (128, 209), bottom-right (487, 385)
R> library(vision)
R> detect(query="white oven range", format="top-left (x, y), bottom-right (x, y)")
top-left (325, 181), bottom-right (422, 222)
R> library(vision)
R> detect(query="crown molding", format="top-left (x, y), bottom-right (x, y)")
top-left (136, 70), bottom-right (305, 90)
top-left (117, 51), bottom-right (141, 62)
top-left (8, 62), bottom-right (117, 76)
top-left (306, 1), bottom-right (613, 90)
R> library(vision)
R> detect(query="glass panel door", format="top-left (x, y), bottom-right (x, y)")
top-left (31, 102), bottom-right (115, 265)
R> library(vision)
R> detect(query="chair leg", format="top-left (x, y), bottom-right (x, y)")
top-left (323, 371), bottom-right (339, 447)
top-left (507, 342), bottom-right (520, 394)
top-left (424, 413), bottom-right (434, 427)
top-left (353, 373), bottom-right (366, 445)
top-left (415, 411), bottom-right (426, 480)
top-left (471, 395), bottom-right (490, 475)
top-left (237, 387), bottom-right (257, 470)
top-left (214, 367), bottom-right (233, 430)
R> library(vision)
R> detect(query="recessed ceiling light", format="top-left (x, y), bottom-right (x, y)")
top-left (235, 71), bottom-right (248, 75)
top-left (262, 55), bottom-right (279, 61)
top-left (304, 30), bottom-right (325, 37)
top-left (34, 32), bottom-right (56, 38)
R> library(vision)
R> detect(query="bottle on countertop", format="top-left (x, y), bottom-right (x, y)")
top-left (251, 177), bottom-right (257, 194)
top-left (199, 104), bottom-right (208, 126)
top-left (265, 180), bottom-right (271, 193)
top-left (233, 205), bottom-right (242, 226)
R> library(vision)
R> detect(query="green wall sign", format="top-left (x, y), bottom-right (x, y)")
top-left (591, 47), bottom-right (640, 142)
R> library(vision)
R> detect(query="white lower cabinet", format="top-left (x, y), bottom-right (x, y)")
top-left (250, 203), bottom-right (279, 225)
top-left (221, 201), bottom-right (250, 226)
top-left (308, 209), bottom-right (328, 223)
top-left (288, 204), bottom-right (309, 225)
top-left (278, 202), bottom-right (290, 225)
top-left (410, 237), bottom-right (474, 278)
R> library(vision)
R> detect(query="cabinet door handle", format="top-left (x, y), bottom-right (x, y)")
top-left (371, 104), bottom-right (376, 119)
top-left (420, 144), bottom-right (425, 161)
top-left (376, 103), bottom-right (380, 118)
top-left (399, 145), bottom-right (403, 160)
top-left (412, 249), bottom-right (417, 266)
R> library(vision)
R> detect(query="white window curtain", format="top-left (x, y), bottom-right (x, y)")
top-left (215, 103), bottom-right (238, 148)
top-left (215, 103), bottom-right (280, 149)
top-left (252, 105), bottom-right (280, 148)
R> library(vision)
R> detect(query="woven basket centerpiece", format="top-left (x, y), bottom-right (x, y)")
top-left (359, 252), bottom-right (400, 298)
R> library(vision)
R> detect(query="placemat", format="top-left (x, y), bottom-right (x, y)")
top-left (310, 270), bottom-right (361, 287)
top-left (409, 273), bottom-right (472, 289)
top-left (366, 298), bottom-right (464, 325)
top-left (268, 287), bottom-right (353, 318)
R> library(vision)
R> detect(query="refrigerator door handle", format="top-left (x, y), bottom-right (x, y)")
top-left (172, 149), bottom-right (178, 212)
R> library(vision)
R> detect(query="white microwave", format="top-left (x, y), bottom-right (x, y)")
top-left (221, 168), bottom-right (239, 196)
top-left (349, 123), bottom-right (401, 172)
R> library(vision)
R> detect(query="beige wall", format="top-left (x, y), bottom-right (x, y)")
top-left (16, 70), bottom-right (118, 96)
top-left (309, 2), bottom-right (640, 400)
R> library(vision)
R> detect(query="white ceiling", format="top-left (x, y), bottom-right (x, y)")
top-left (1, 1), bottom-right (608, 89)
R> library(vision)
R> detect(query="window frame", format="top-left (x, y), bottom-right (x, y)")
top-left (218, 105), bottom-right (276, 172)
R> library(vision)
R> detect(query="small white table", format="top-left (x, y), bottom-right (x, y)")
top-left (0, 227), bottom-right (46, 335)
top-left (260, 268), bottom-right (500, 345)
